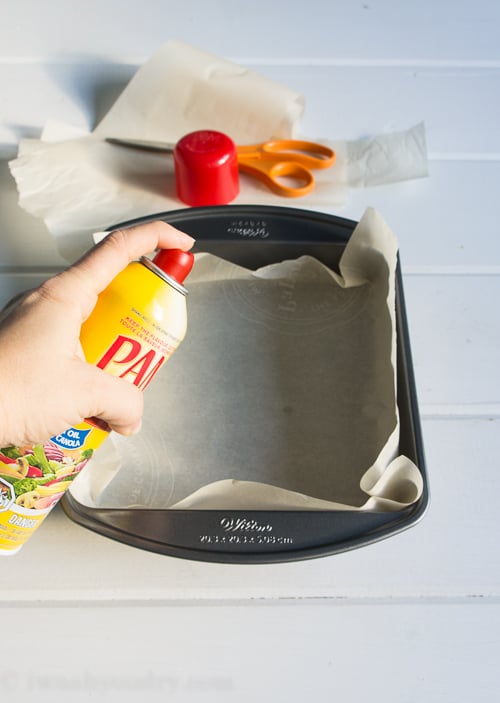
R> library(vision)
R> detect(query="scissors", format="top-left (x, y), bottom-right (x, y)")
top-left (105, 136), bottom-right (335, 198)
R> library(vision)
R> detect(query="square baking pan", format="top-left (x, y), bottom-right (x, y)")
top-left (62, 205), bottom-right (428, 563)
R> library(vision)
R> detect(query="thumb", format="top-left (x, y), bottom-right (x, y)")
top-left (79, 364), bottom-right (144, 436)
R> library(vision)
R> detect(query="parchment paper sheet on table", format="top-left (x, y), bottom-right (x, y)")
top-left (8, 40), bottom-right (428, 262)
top-left (70, 208), bottom-right (423, 513)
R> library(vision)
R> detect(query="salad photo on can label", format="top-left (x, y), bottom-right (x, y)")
top-left (0, 442), bottom-right (93, 511)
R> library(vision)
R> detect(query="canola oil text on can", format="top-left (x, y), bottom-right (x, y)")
top-left (0, 247), bottom-right (194, 554)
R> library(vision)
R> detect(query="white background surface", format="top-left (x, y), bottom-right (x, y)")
top-left (1, 1), bottom-right (499, 701)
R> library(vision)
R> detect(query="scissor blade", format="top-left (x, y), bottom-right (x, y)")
top-left (105, 137), bottom-right (175, 153)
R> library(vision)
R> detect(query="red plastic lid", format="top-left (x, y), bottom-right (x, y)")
top-left (152, 248), bottom-right (194, 284)
top-left (173, 130), bottom-right (240, 206)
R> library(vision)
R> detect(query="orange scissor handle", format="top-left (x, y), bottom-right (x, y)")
top-left (237, 159), bottom-right (314, 197)
top-left (236, 140), bottom-right (335, 197)
top-left (237, 140), bottom-right (335, 169)
top-left (261, 140), bottom-right (335, 169)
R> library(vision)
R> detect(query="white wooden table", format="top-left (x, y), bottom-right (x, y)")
top-left (1, 2), bottom-right (499, 700)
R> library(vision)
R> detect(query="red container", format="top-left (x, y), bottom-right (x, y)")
top-left (174, 130), bottom-right (240, 206)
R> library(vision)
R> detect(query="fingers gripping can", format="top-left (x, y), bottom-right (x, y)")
top-left (0, 248), bottom-right (194, 554)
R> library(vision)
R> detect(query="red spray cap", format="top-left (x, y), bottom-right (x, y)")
top-left (173, 130), bottom-right (240, 206)
top-left (152, 248), bottom-right (195, 284)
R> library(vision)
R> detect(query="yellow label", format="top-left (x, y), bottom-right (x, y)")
top-left (80, 261), bottom-right (187, 372)
top-left (1, 260), bottom-right (187, 553)
top-left (0, 425), bottom-right (109, 552)
top-left (0, 506), bottom-right (47, 553)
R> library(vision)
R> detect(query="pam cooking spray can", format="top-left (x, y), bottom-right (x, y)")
top-left (0, 247), bottom-right (194, 554)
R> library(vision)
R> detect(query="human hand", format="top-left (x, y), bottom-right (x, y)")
top-left (0, 221), bottom-right (195, 447)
